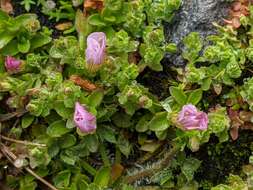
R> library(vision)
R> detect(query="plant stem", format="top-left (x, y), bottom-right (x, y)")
top-left (79, 34), bottom-right (85, 51)
top-left (124, 145), bottom-right (180, 184)
top-left (115, 147), bottom-right (121, 164)
top-left (99, 143), bottom-right (110, 166)
top-left (0, 109), bottom-right (27, 122)
top-left (25, 168), bottom-right (58, 190)
top-left (0, 135), bottom-right (46, 147)
top-left (0, 143), bottom-right (58, 190)
top-left (81, 161), bottom-right (97, 176)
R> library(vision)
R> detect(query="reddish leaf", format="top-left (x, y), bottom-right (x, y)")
top-left (84, 0), bottom-right (103, 11)
top-left (228, 108), bottom-right (243, 128)
top-left (213, 84), bottom-right (222, 95)
top-left (0, 0), bottom-right (13, 14)
top-left (241, 122), bottom-right (253, 130)
top-left (69, 75), bottom-right (97, 91)
top-left (110, 164), bottom-right (124, 183)
top-left (55, 22), bottom-right (73, 31)
top-left (230, 126), bottom-right (239, 141)
top-left (239, 111), bottom-right (253, 122)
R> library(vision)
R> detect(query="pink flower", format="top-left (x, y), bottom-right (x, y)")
top-left (85, 32), bottom-right (106, 71)
top-left (177, 104), bottom-right (208, 131)
top-left (74, 102), bottom-right (96, 134)
top-left (5, 56), bottom-right (21, 73)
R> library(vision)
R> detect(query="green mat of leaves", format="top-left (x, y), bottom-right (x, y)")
top-left (1, 0), bottom-right (253, 189)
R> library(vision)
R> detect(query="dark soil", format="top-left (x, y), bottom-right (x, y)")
top-left (137, 58), bottom-right (179, 100)
top-left (190, 131), bottom-right (253, 188)
top-left (12, 0), bottom-right (63, 38)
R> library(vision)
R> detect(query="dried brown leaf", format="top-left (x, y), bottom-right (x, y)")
top-left (69, 75), bottom-right (97, 91)
top-left (110, 163), bottom-right (124, 183)
top-left (230, 126), bottom-right (239, 140)
top-left (213, 84), bottom-right (222, 95)
top-left (0, 0), bottom-right (13, 14)
top-left (239, 111), bottom-right (253, 122)
top-left (55, 22), bottom-right (73, 31)
top-left (84, 0), bottom-right (103, 10)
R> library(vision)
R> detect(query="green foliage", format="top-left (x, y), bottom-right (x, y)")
top-left (241, 77), bottom-right (253, 111)
top-left (118, 82), bottom-right (158, 115)
top-left (21, 0), bottom-right (36, 12)
top-left (181, 158), bottom-right (201, 182)
top-left (0, 10), bottom-right (51, 55)
top-left (107, 30), bottom-right (139, 54)
top-left (211, 175), bottom-right (247, 190)
top-left (207, 106), bottom-right (230, 142)
top-left (3, 0), bottom-right (253, 189)
top-left (49, 36), bottom-right (85, 69)
top-left (40, 0), bottom-right (75, 21)
top-left (145, 0), bottom-right (181, 23)
top-left (182, 32), bottom-right (203, 63)
top-left (139, 26), bottom-right (166, 71)
top-left (182, 25), bottom-right (245, 90)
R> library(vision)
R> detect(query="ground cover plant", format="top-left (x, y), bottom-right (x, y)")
top-left (1, 0), bottom-right (253, 189)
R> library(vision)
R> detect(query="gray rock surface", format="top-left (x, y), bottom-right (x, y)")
top-left (163, 0), bottom-right (231, 66)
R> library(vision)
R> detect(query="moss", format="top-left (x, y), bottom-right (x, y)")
top-left (190, 131), bottom-right (253, 188)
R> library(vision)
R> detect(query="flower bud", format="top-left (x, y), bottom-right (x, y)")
top-left (74, 102), bottom-right (96, 134)
top-left (85, 32), bottom-right (106, 72)
top-left (177, 104), bottom-right (208, 131)
top-left (5, 56), bottom-right (22, 73)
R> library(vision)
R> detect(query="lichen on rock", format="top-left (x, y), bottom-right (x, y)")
top-left (164, 0), bottom-right (231, 66)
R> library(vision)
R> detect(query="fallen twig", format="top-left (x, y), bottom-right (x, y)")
top-left (0, 143), bottom-right (58, 190)
top-left (0, 109), bottom-right (27, 122)
top-left (0, 135), bottom-right (46, 147)
top-left (124, 145), bottom-right (180, 184)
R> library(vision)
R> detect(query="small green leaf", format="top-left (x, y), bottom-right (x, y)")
top-left (0, 39), bottom-right (19, 56)
top-left (201, 77), bottom-right (212, 91)
top-left (18, 39), bottom-right (30, 53)
top-left (94, 167), bottom-right (111, 188)
top-left (155, 130), bottom-right (167, 140)
top-left (0, 10), bottom-right (9, 20)
top-left (187, 88), bottom-right (203, 105)
top-left (47, 120), bottom-right (71, 138)
top-left (84, 135), bottom-right (99, 153)
top-left (60, 152), bottom-right (76, 165)
top-left (53, 170), bottom-right (71, 188)
top-left (181, 158), bottom-right (201, 181)
top-left (88, 91), bottom-right (104, 108)
top-left (75, 9), bottom-right (91, 36)
top-left (54, 101), bottom-right (73, 119)
top-left (0, 32), bottom-right (15, 49)
top-left (59, 134), bottom-right (76, 149)
top-left (148, 112), bottom-right (169, 131)
top-left (88, 14), bottom-right (106, 26)
top-left (22, 114), bottom-right (35, 128)
top-left (112, 113), bottom-right (132, 128)
top-left (30, 33), bottom-right (51, 50)
top-left (169, 86), bottom-right (187, 105)
top-left (98, 126), bottom-right (116, 143)
top-left (117, 135), bottom-right (132, 157)
top-left (136, 114), bottom-right (151, 132)
top-left (14, 14), bottom-right (37, 24)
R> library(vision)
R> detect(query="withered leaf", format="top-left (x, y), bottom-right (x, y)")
top-left (110, 163), bottom-right (124, 183)
top-left (230, 126), bottom-right (239, 141)
top-left (55, 22), bottom-right (73, 31)
top-left (84, 0), bottom-right (103, 11)
top-left (0, 0), bottom-right (13, 14)
top-left (69, 75), bottom-right (97, 91)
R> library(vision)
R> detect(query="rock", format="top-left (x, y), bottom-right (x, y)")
top-left (163, 0), bottom-right (231, 66)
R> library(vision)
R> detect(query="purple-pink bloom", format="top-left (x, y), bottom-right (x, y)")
top-left (74, 102), bottom-right (96, 134)
top-left (85, 32), bottom-right (106, 70)
top-left (177, 104), bottom-right (208, 131)
top-left (5, 56), bottom-right (22, 73)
